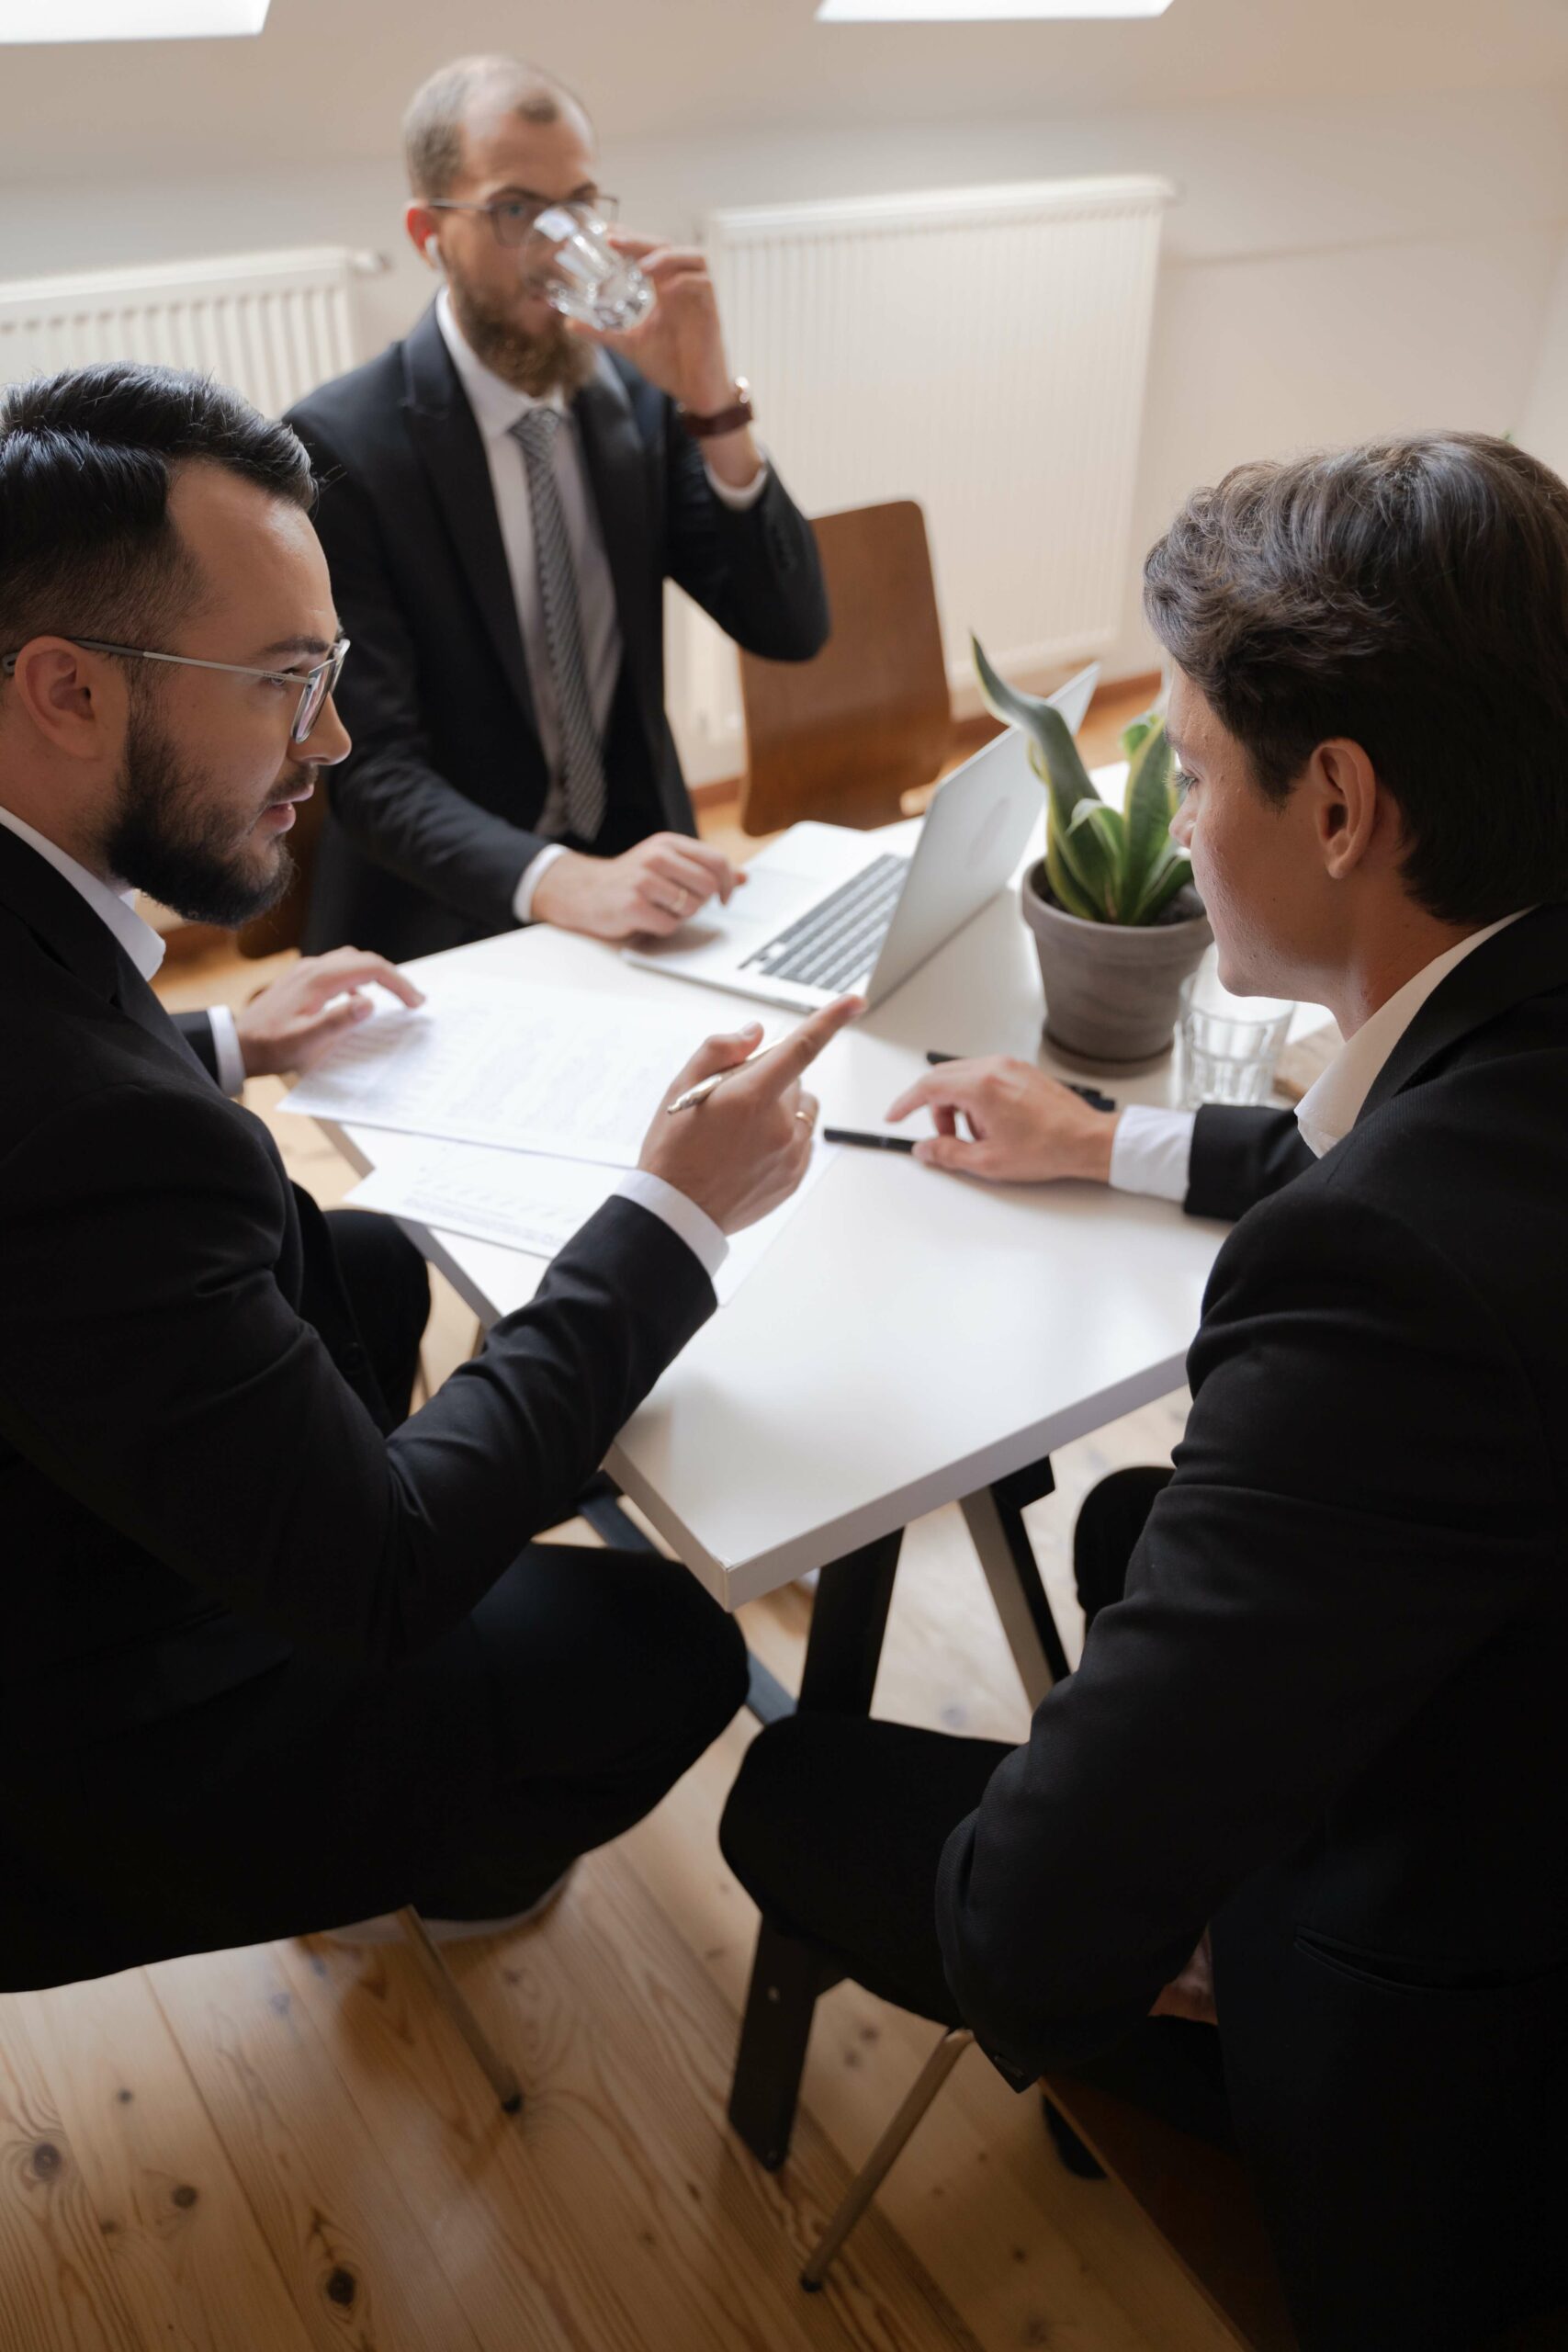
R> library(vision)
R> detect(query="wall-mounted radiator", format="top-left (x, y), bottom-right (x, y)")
top-left (670, 174), bottom-right (1172, 782)
top-left (0, 245), bottom-right (383, 420)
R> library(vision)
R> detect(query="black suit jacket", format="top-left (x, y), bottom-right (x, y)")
top-left (288, 309), bottom-right (829, 962)
top-left (0, 820), bottom-right (712, 1748)
top-left (938, 907), bottom-right (1568, 2350)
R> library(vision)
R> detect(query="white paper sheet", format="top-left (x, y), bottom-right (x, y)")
top-left (280, 974), bottom-right (734, 1169)
top-left (341, 1132), bottom-right (841, 1306)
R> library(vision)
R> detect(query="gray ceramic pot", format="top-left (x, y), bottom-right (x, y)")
top-left (1021, 862), bottom-right (1213, 1069)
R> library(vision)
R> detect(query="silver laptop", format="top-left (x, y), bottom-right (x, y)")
top-left (625, 662), bottom-right (1099, 1012)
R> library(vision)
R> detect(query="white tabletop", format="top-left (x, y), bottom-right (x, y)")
top-left (336, 793), bottom-right (1234, 1609)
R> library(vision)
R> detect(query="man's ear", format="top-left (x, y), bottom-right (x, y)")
top-left (1314, 738), bottom-right (1382, 881)
top-left (406, 204), bottom-right (442, 270)
top-left (6, 638), bottom-right (128, 764)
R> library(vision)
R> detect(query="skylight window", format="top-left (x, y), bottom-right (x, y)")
top-left (818, 0), bottom-right (1171, 17)
top-left (0, 0), bottom-right (268, 40)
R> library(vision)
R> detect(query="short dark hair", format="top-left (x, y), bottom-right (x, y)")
top-left (403, 54), bottom-right (590, 200)
top-left (1143, 431), bottom-right (1568, 924)
top-left (0, 361), bottom-right (312, 673)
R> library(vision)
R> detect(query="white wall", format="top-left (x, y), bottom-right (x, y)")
top-left (4, 82), bottom-right (1564, 683)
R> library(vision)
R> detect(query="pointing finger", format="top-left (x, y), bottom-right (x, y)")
top-left (748, 994), bottom-right (864, 1094)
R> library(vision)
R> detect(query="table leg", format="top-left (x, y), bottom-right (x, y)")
top-left (728, 1526), bottom-right (904, 2166)
top-left (959, 1455), bottom-right (1069, 1710)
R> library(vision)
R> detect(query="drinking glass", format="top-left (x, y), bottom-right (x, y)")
top-left (530, 207), bottom-right (654, 332)
top-left (1179, 956), bottom-right (1295, 1109)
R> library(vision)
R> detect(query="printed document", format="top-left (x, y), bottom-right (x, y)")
top-left (342, 1133), bottom-right (841, 1306)
top-left (282, 975), bottom-right (719, 1168)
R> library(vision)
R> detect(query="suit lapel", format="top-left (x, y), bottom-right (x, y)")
top-left (1357, 902), bottom-right (1568, 1128)
top-left (400, 306), bottom-right (538, 738)
top-left (573, 355), bottom-right (659, 713)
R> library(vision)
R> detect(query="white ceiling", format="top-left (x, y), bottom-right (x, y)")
top-left (2, 0), bottom-right (1565, 180)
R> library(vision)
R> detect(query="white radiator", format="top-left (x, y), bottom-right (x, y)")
top-left (669, 175), bottom-right (1172, 783)
top-left (0, 245), bottom-right (382, 419)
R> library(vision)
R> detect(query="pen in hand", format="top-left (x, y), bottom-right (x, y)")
top-left (926, 1050), bottom-right (1116, 1114)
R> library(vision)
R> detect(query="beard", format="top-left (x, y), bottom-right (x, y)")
top-left (447, 271), bottom-right (598, 399)
top-left (104, 700), bottom-right (296, 931)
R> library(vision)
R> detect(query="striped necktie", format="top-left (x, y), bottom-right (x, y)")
top-left (509, 405), bottom-right (608, 844)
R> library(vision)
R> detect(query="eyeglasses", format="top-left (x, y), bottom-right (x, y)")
top-left (425, 192), bottom-right (619, 249)
top-left (0, 636), bottom-right (350, 746)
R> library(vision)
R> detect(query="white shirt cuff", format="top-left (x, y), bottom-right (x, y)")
top-left (208, 1003), bottom-right (247, 1096)
top-left (1108, 1103), bottom-right (1196, 1204)
top-left (705, 449), bottom-right (771, 512)
top-left (513, 842), bottom-right (569, 925)
top-left (613, 1169), bottom-right (729, 1283)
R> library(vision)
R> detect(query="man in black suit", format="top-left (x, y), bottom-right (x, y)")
top-left (289, 53), bottom-right (829, 966)
top-left (721, 433), bottom-right (1568, 2347)
top-left (0, 360), bottom-right (855, 1983)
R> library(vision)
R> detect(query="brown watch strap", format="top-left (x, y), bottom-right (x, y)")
top-left (680, 378), bottom-right (754, 440)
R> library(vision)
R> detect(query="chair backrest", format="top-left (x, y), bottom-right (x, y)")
top-left (1043, 2074), bottom-right (1299, 2351)
top-left (236, 786), bottom-right (326, 958)
top-left (736, 500), bottom-right (952, 837)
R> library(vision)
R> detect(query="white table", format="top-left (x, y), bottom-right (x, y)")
top-left (328, 795), bottom-right (1236, 2166)
top-left (335, 808), bottom-right (1224, 1619)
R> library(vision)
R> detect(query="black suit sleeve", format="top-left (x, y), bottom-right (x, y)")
top-left (173, 1010), bottom-right (220, 1083)
top-left (0, 1081), bottom-right (714, 1668)
top-left (662, 424), bottom-right (829, 662)
top-left (1184, 1104), bottom-right (1314, 1221)
top-left (294, 420), bottom-right (549, 932)
top-left (934, 1180), bottom-right (1555, 2079)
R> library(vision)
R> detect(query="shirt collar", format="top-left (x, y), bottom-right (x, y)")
top-left (1294, 909), bottom-right (1530, 1159)
top-left (0, 804), bottom-right (165, 983)
top-left (436, 288), bottom-right (567, 440)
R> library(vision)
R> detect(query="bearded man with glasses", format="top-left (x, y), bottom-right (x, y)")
top-left (0, 359), bottom-right (854, 1986)
top-left (287, 52), bottom-right (829, 966)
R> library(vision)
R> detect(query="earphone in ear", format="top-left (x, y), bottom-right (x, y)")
top-left (423, 235), bottom-right (440, 265)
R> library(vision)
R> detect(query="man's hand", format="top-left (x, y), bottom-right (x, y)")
top-left (639, 996), bottom-right (863, 1235)
top-left (1151, 1931), bottom-right (1217, 2025)
top-left (885, 1057), bottom-right (1121, 1184)
top-left (568, 236), bottom-right (763, 492)
top-left (233, 949), bottom-right (424, 1078)
top-left (531, 835), bottom-right (744, 942)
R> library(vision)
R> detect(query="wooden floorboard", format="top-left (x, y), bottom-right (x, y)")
top-left (0, 746), bottom-right (1233, 2352)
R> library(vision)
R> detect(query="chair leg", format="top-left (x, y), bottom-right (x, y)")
top-left (800, 2026), bottom-right (975, 2291)
top-left (396, 1905), bottom-right (524, 2116)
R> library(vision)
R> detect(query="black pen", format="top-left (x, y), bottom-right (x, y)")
top-left (823, 1126), bottom-right (918, 1155)
top-left (925, 1049), bottom-right (1117, 1114)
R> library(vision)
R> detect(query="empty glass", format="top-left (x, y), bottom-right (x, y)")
top-left (530, 207), bottom-right (654, 333)
top-left (1179, 956), bottom-right (1295, 1108)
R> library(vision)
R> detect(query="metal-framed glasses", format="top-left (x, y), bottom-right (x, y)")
top-left (0, 636), bottom-right (350, 746)
top-left (425, 192), bottom-right (619, 248)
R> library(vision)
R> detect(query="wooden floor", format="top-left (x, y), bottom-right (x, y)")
top-left (0, 683), bottom-right (1242, 2352)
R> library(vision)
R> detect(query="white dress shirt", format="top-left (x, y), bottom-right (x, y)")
top-left (1109, 910), bottom-right (1531, 1201)
top-left (435, 293), bottom-right (769, 927)
top-left (0, 799), bottom-right (728, 1281)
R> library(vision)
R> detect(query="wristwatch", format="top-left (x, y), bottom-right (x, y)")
top-left (680, 378), bottom-right (754, 440)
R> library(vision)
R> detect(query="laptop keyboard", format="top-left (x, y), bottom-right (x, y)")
top-left (740, 854), bottom-right (909, 991)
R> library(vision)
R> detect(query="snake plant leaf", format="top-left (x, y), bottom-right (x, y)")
top-left (1062, 797), bottom-right (1124, 922)
top-left (1129, 835), bottom-right (1196, 926)
top-left (971, 633), bottom-right (1100, 851)
top-left (1122, 718), bottom-right (1178, 912)
top-left (1121, 715), bottom-right (1155, 759)
top-left (1044, 828), bottom-right (1099, 920)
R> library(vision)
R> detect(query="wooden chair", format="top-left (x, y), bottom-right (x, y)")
top-left (800, 2026), bottom-right (1300, 2351)
top-left (736, 500), bottom-right (953, 836)
top-left (391, 1907), bottom-right (522, 2116)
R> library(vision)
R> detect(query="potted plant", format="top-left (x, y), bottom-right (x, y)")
top-left (973, 638), bottom-right (1212, 1068)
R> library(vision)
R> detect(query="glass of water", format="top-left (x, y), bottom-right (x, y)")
top-left (531, 207), bottom-right (655, 333)
top-left (1179, 956), bottom-right (1295, 1109)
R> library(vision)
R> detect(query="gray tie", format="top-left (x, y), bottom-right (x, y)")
top-left (509, 406), bottom-right (608, 843)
